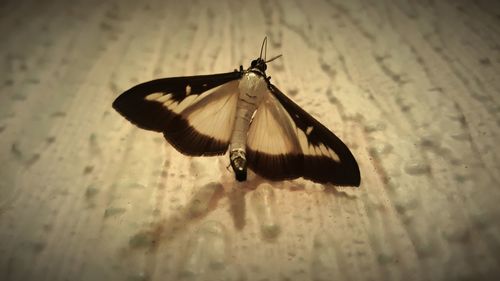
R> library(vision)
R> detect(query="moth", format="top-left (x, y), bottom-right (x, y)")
top-left (113, 38), bottom-right (360, 186)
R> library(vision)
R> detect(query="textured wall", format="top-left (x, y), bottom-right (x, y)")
top-left (1, 0), bottom-right (499, 280)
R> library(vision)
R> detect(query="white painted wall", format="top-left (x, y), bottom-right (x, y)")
top-left (1, 0), bottom-right (499, 280)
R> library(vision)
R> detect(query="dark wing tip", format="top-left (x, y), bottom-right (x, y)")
top-left (112, 90), bottom-right (170, 132)
top-left (301, 155), bottom-right (360, 187)
top-left (350, 161), bottom-right (361, 187)
top-left (326, 144), bottom-right (361, 187)
top-left (339, 159), bottom-right (361, 187)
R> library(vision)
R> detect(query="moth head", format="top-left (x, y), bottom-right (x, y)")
top-left (250, 58), bottom-right (267, 72)
top-left (248, 37), bottom-right (283, 75)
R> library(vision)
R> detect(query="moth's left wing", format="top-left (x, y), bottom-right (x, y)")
top-left (113, 71), bottom-right (242, 156)
top-left (247, 84), bottom-right (361, 186)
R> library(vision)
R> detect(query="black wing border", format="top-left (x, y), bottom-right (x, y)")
top-left (112, 70), bottom-right (243, 156)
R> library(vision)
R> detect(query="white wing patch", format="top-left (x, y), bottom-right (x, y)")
top-left (306, 126), bottom-right (313, 135)
top-left (184, 87), bottom-right (239, 142)
top-left (248, 93), bottom-right (340, 162)
top-left (247, 94), bottom-right (301, 155)
top-left (145, 80), bottom-right (240, 144)
top-left (301, 135), bottom-right (341, 162)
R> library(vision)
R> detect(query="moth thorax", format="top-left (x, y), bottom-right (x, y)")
top-left (230, 148), bottom-right (247, 181)
top-left (238, 72), bottom-right (268, 107)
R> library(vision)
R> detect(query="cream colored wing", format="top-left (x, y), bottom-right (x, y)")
top-left (246, 85), bottom-right (360, 186)
top-left (113, 72), bottom-right (242, 156)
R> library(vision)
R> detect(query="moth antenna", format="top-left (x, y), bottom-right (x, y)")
top-left (265, 54), bottom-right (282, 63)
top-left (264, 37), bottom-right (268, 60)
top-left (259, 36), bottom-right (268, 60)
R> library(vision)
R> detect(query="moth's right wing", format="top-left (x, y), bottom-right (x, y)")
top-left (246, 84), bottom-right (360, 186)
top-left (112, 71), bottom-right (242, 156)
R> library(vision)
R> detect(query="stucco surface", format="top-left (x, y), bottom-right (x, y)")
top-left (1, 0), bottom-right (499, 280)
